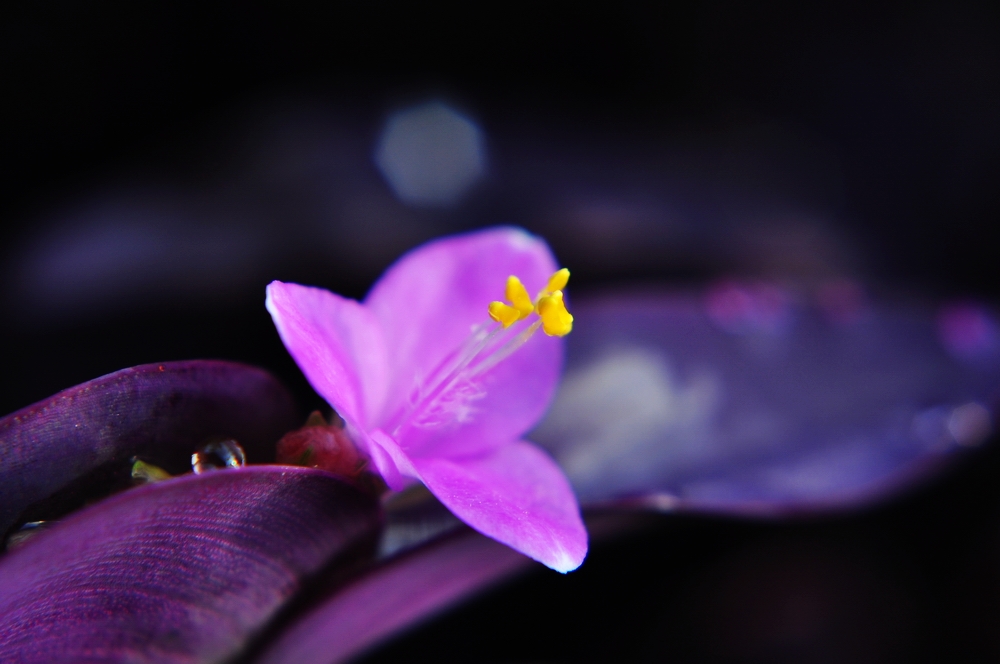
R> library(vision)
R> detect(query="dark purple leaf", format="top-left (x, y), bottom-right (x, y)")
top-left (532, 292), bottom-right (1000, 514)
top-left (253, 509), bottom-right (648, 664)
top-left (0, 465), bottom-right (381, 664)
top-left (0, 361), bottom-right (299, 534)
top-left (256, 527), bottom-right (533, 664)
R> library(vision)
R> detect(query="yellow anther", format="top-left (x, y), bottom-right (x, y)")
top-left (545, 268), bottom-right (570, 294)
top-left (505, 276), bottom-right (535, 318)
top-left (488, 270), bottom-right (574, 335)
top-left (489, 301), bottom-right (523, 328)
top-left (536, 290), bottom-right (574, 337)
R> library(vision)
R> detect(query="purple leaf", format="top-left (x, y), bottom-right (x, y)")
top-left (254, 508), bottom-right (645, 664)
top-left (532, 291), bottom-right (1000, 514)
top-left (0, 361), bottom-right (300, 534)
top-left (0, 466), bottom-right (381, 664)
top-left (256, 527), bottom-right (533, 664)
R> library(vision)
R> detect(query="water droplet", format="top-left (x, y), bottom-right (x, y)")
top-left (5, 521), bottom-right (50, 551)
top-left (191, 439), bottom-right (246, 474)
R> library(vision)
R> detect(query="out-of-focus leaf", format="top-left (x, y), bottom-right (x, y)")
top-left (0, 361), bottom-right (299, 534)
top-left (255, 508), bottom-right (651, 664)
top-left (532, 292), bottom-right (999, 514)
top-left (256, 527), bottom-right (532, 664)
top-left (0, 466), bottom-right (381, 664)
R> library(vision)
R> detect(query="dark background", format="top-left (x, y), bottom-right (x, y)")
top-left (2, 2), bottom-right (999, 661)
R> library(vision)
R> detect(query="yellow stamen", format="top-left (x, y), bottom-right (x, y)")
top-left (488, 301), bottom-right (523, 328)
top-left (486, 268), bottom-right (574, 336)
top-left (536, 290), bottom-right (574, 337)
top-left (545, 268), bottom-right (570, 294)
top-left (401, 266), bottom-right (573, 435)
top-left (505, 276), bottom-right (535, 318)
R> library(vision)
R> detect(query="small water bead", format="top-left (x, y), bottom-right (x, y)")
top-left (192, 439), bottom-right (247, 474)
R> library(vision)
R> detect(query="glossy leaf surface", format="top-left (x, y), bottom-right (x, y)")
top-left (0, 361), bottom-right (299, 533)
top-left (0, 466), bottom-right (381, 663)
top-left (532, 292), bottom-right (999, 513)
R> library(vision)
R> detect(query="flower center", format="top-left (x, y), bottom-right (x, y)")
top-left (487, 268), bottom-right (573, 337)
top-left (387, 269), bottom-right (574, 435)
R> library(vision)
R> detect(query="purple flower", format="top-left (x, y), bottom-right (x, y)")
top-left (265, 227), bottom-right (588, 572)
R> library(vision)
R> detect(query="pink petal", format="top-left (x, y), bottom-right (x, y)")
top-left (365, 227), bottom-right (563, 456)
top-left (364, 428), bottom-right (418, 491)
top-left (412, 440), bottom-right (588, 573)
top-left (266, 281), bottom-right (389, 429)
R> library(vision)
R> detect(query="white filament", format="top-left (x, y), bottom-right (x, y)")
top-left (387, 317), bottom-right (541, 435)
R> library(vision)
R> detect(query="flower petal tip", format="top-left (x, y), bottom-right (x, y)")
top-left (547, 544), bottom-right (587, 574)
top-left (412, 440), bottom-right (587, 574)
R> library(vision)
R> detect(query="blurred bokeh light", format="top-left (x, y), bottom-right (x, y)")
top-left (375, 101), bottom-right (486, 206)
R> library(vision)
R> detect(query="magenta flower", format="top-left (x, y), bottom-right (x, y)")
top-left (265, 227), bottom-right (588, 572)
